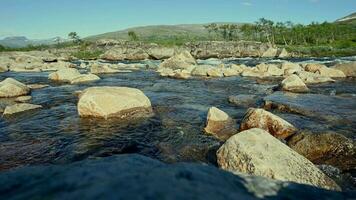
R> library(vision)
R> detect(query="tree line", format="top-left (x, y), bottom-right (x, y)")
top-left (204, 18), bottom-right (355, 47)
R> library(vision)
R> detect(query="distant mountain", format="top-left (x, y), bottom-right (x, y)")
top-left (335, 12), bottom-right (356, 24)
top-left (86, 23), bottom-right (242, 41)
top-left (0, 36), bottom-right (68, 48)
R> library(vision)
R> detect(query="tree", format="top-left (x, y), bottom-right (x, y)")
top-left (0, 44), bottom-right (5, 51)
top-left (128, 31), bottom-right (139, 41)
top-left (68, 32), bottom-right (81, 44)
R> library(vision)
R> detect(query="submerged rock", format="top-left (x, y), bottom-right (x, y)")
top-left (15, 96), bottom-right (32, 103)
top-left (240, 108), bottom-right (297, 139)
top-left (333, 62), bottom-right (356, 77)
top-left (228, 95), bottom-right (258, 107)
top-left (280, 74), bottom-right (309, 93)
top-left (0, 78), bottom-right (30, 98)
top-left (70, 74), bottom-right (101, 84)
top-left (159, 51), bottom-right (197, 70)
top-left (48, 68), bottom-right (81, 82)
top-left (0, 154), bottom-right (353, 200)
top-left (77, 87), bottom-right (153, 119)
top-left (90, 63), bottom-right (121, 74)
top-left (3, 103), bottom-right (42, 115)
top-left (216, 128), bottom-right (340, 191)
top-left (191, 65), bottom-right (213, 76)
top-left (27, 84), bottom-right (49, 90)
top-left (288, 132), bottom-right (356, 171)
top-left (204, 107), bottom-right (237, 141)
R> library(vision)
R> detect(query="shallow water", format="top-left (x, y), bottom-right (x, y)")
top-left (0, 57), bottom-right (355, 172)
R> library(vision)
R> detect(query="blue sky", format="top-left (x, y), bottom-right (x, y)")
top-left (0, 0), bottom-right (355, 39)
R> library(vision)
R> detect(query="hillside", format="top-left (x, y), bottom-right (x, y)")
top-left (0, 36), bottom-right (68, 48)
top-left (335, 12), bottom-right (356, 25)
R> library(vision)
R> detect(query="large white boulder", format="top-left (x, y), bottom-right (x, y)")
top-left (159, 51), bottom-right (197, 70)
top-left (280, 74), bottom-right (309, 93)
top-left (0, 78), bottom-right (30, 98)
top-left (48, 68), bottom-right (81, 82)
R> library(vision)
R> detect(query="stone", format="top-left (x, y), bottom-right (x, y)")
top-left (280, 74), bottom-right (309, 93)
top-left (90, 64), bottom-right (121, 74)
top-left (27, 84), bottom-right (49, 90)
top-left (266, 64), bottom-right (283, 76)
top-left (78, 87), bottom-right (153, 119)
top-left (228, 95), bottom-right (258, 107)
top-left (281, 62), bottom-right (302, 76)
top-left (191, 65), bottom-right (213, 76)
top-left (0, 154), bottom-right (353, 200)
top-left (217, 128), bottom-right (340, 191)
top-left (230, 64), bottom-right (248, 73)
top-left (332, 62), bottom-right (356, 77)
top-left (207, 68), bottom-right (223, 77)
top-left (147, 46), bottom-right (175, 60)
top-left (172, 70), bottom-right (191, 79)
top-left (316, 67), bottom-right (346, 78)
top-left (158, 68), bottom-right (175, 77)
top-left (304, 63), bottom-right (325, 73)
top-left (240, 108), bottom-right (297, 139)
top-left (297, 71), bottom-right (335, 84)
top-left (288, 132), bottom-right (356, 171)
top-left (0, 78), bottom-right (30, 98)
top-left (15, 96), bottom-right (32, 103)
top-left (70, 74), bottom-right (101, 84)
top-left (159, 51), bottom-right (197, 70)
top-left (278, 48), bottom-right (289, 58)
top-left (204, 107), bottom-right (237, 141)
top-left (221, 68), bottom-right (240, 77)
top-left (3, 103), bottom-right (42, 115)
top-left (0, 65), bottom-right (9, 72)
top-left (262, 47), bottom-right (278, 58)
top-left (101, 47), bottom-right (149, 61)
top-left (48, 68), bottom-right (81, 82)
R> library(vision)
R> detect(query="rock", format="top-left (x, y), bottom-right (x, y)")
top-left (90, 64), bottom-right (121, 74)
top-left (0, 65), bottom-right (8, 72)
top-left (228, 95), bottom-right (258, 107)
top-left (0, 78), bottom-right (30, 98)
top-left (281, 62), bottom-right (302, 76)
top-left (27, 84), bottom-right (49, 90)
top-left (230, 64), bottom-right (249, 73)
top-left (158, 68), bottom-right (175, 77)
top-left (297, 71), bottom-right (335, 84)
top-left (278, 48), bottom-right (289, 58)
top-left (280, 74), bottom-right (309, 93)
top-left (263, 92), bottom-right (356, 124)
top-left (316, 67), bottom-right (346, 78)
top-left (101, 47), bottom-right (149, 61)
top-left (204, 107), bottom-right (237, 141)
top-left (207, 68), bottom-right (223, 77)
top-left (172, 70), bottom-right (191, 79)
top-left (48, 68), bottom-right (81, 82)
top-left (70, 74), bottom-right (101, 84)
top-left (221, 68), bottom-right (240, 77)
top-left (191, 65), bottom-right (213, 76)
top-left (1, 154), bottom-right (353, 200)
top-left (332, 62), bottom-right (356, 77)
top-left (3, 103), bottom-right (42, 115)
top-left (78, 87), bottom-right (153, 119)
top-left (241, 69), bottom-right (269, 78)
top-left (159, 51), bottom-right (197, 70)
top-left (216, 128), bottom-right (340, 191)
top-left (147, 46), bottom-right (175, 60)
top-left (261, 47), bottom-right (278, 58)
top-left (288, 132), bottom-right (356, 171)
top-left (240, 108), bottom-right (297, 139)
top-left (266, 64), bottom-right (283, 76)
top-left (304, 63), bottom-right (325, 73)
top-left (15, 96), bottom-right (32, 103)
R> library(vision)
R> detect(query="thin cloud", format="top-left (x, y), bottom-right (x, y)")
top-left (242, 2), bottom-right (253, 6)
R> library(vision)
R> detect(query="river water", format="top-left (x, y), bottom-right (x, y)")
top-left (0, 57), bottom-right (355, 183)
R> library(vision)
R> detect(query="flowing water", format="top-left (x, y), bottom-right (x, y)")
top-left (0, 57), bottom-right (355, 175)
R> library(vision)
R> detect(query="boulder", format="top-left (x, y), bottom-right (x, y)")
top-left (216, 128), bottom-right (340, 191)
top-left (48, 68), bottom-right (81, 82)
top-left (204, 107), bottom-right (237, 141)
top-left (15, 96), bottom-right (32, 103)
top-left (278, 48), bottom-right (290, 58)
top-left (27, 84), bottom-right (49, 90)
top-left (261, 47), bottom-right (278, 58)
top-left (332, 62), bottom-right (356, 77)
top-left (147, 46), bottom-right (175, 60)
top-left (70, 74), bottom-right (101, 84)
top-left (0, 78), bottom-right (30, 98)
top-left (158, 68), bottom-right (175, 77)
top-left (240, 108), bottom-right (297, 139)
top-left (77, 87), bottom-right (153, 119)
top-left (228, 95), bottom-right (258, 107)
top-left (280, 74), bottom-right (309, 93)
top-left (297, 71), bottom-right (335, 84)
top-left (304, 63), bottom-right (325, 73)
top-left (101, 47), bottom-right (149, 61)
top-left (207, 68), bottom-right (223, 77)
top-left (159, 51), bottom-right (197, 70)
top-left (288, 132), bottom-right (356, 171)
top-left (316, 67), bottom-right (346, 78)
top-left (191, 65), bottom-right (213, 76)
top-left (90, 64), bottom-right (121, 74)
top-left (3, 103), bottom-right (42, 115)
top-left (171, 70), bottom-right (191, 80)
top-left (0, 65), bottom-right (8, 72)
top-left (281, 62), bottom-right (302, 75)
top-left (266, 64), bottom-right (283, 76)
top-left (221, 68), bottom-right (240, 77)
top-left (0, 154), bottom-right (353, 200)
top-left (230, 64), bottom-right (248, 73)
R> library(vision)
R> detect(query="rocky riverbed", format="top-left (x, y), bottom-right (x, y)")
top-left (0, 50), bottom-right (355, 198)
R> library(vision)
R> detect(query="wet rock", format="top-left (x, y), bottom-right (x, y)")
top-left (267, 64), bottom-right (284, 76)
top-left (263, 92), bottom-right (356, 124)
top-left (158, 68), bottom-right (175, 77)
top-left (316, 67), bottom-right (346, 78)
top-left (78, 87), bottom-right (153, 119)
top-left (48, 68), bottom-right (81, 82)
top-left (0, 78), bottom-right (30, 98)
top-left (15, 96), bottom-right (32, 103)
top-left (1, 154), bottom-right (353, 200)
top-left (281, 62), bottom-right (302, 75)
top-left (221, 68), bottom-right (240, 77)
top-left (280, 74), bottom-right (309, 93)
top-left (304, 63), bottom-right (325, 73)
top-left (240, 108), bottom-right (297, 139)
top-left (159, 51), bottom-right (197, 70)
top-left (3, 103), bottom-right (42, 115)
top-left (171, 70), bottom-right (191, 79)
top-left (27, 84), bottom-right (49, 90)
top-left (90, 63), bottom-right (121, 74)
top-left (204, 107), bottom-right (237, 141)
top-left (191, 65), bottom-right (213, 76)
top-left (261, 47), bottom-right (278, 58)
top-left (333, 62), bottom-right (356, 77)
top-left (207, 68), bottom-right (223, 77)
top-left (228, 95), bottom-right (258, 107)
top-left (70, 74), bottom-right (101, 84)
top-left (278, 48), bottom-right (289, 58)
top-left (241, 69), bottom-right (269, 78)
top-left (297, 71), bottom-right (335, 84)
top-left (288, 132), bottom-right (356, 171)
top-left (230, 64), bottom-right (249, 73)
top-left (217, 128), bottom-right (340, 191)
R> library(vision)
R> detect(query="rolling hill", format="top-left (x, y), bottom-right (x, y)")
top-left (0, 36), bottom-right (68, 48)
top-left (335, 12), bottom-right (356, 25)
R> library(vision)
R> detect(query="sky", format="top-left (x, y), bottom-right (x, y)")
top-left (0, 0), bottom-right (355, 39)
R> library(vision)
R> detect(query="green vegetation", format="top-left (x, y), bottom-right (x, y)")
top-left (68, 32), bottom-right (82, 44)
top-left (71, 49), bottom-right (103, 60)
top-left (128, 31), bottom-right (139, 41)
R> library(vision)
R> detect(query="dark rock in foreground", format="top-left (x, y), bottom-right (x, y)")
top-left (0, 154), bottom-right (354, 200)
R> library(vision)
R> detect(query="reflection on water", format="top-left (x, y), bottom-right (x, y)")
top-left (0, 57), bottom-right (355, 171)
